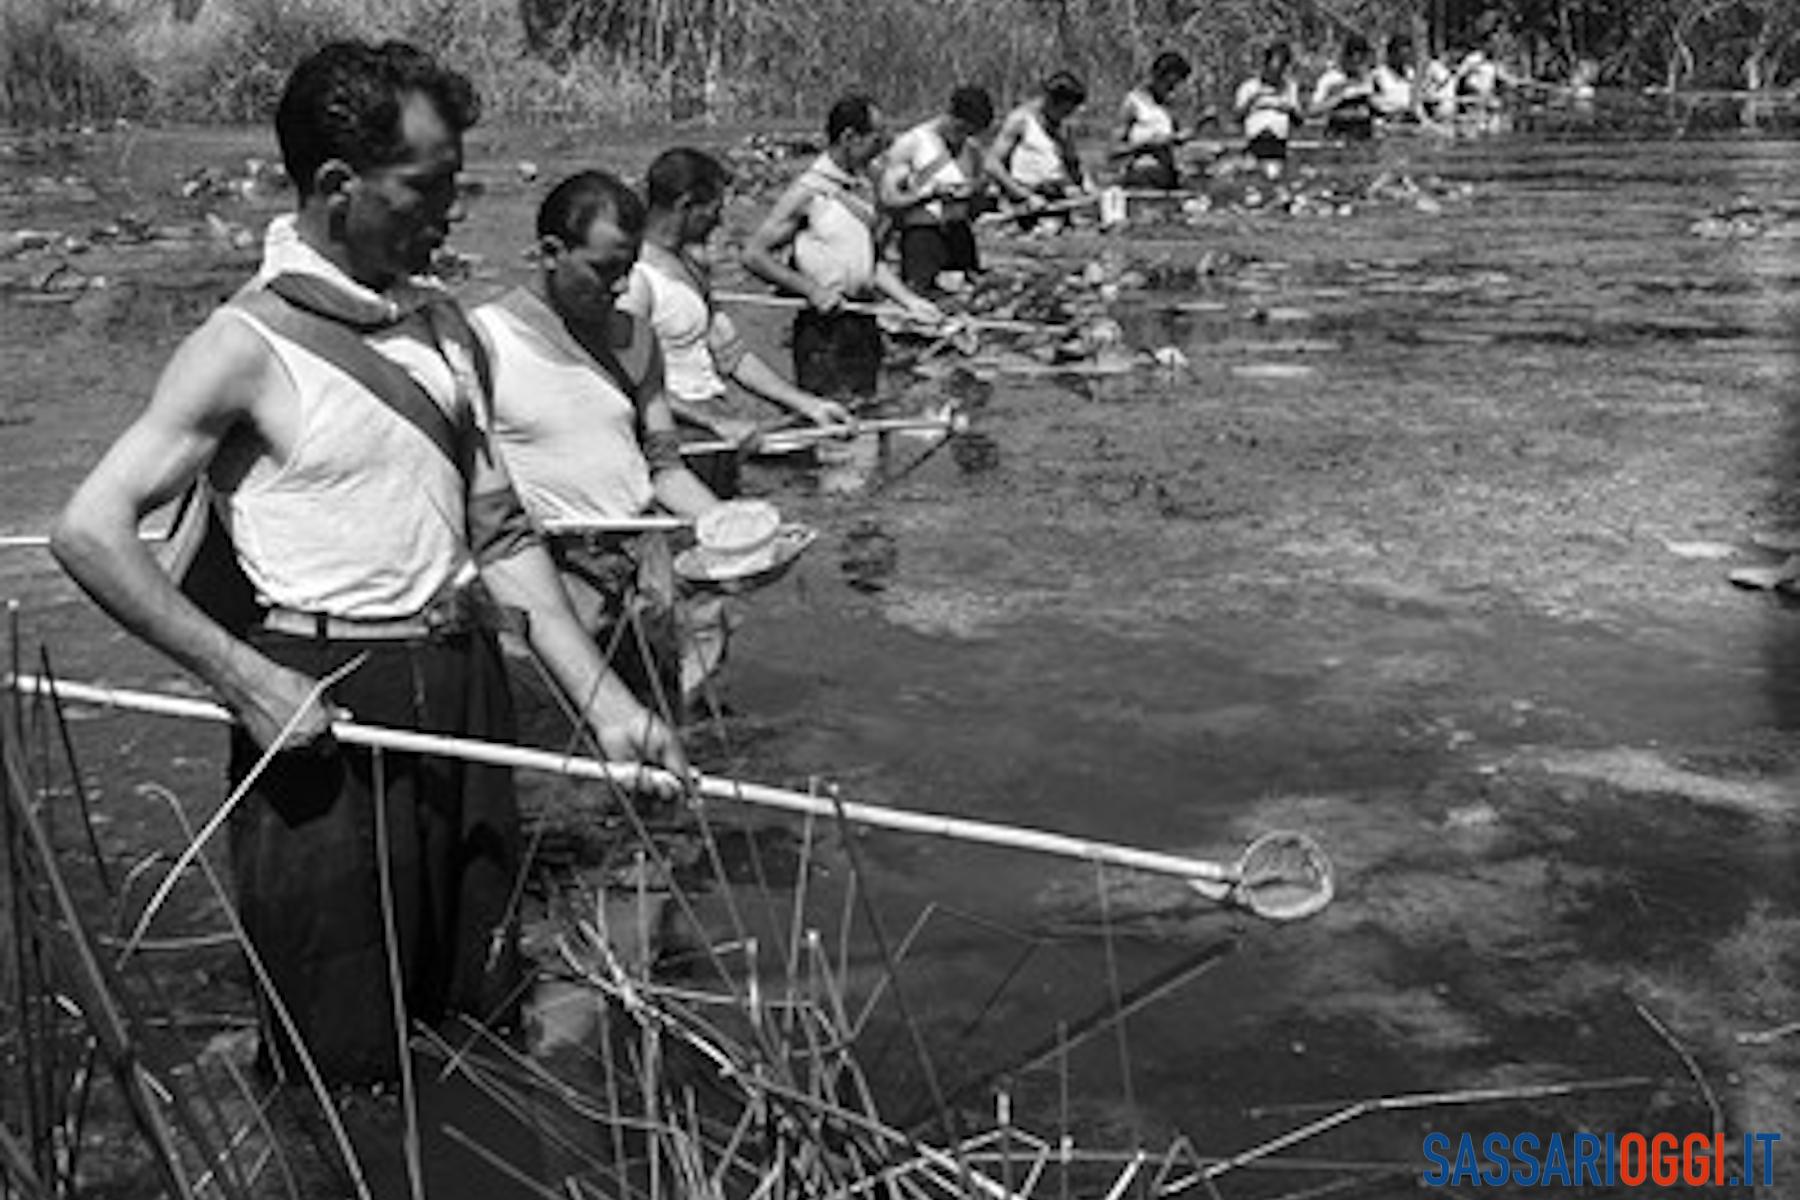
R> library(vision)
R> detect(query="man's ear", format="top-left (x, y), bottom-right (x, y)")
top-left (313, 159), bottom-right (356, 202)
top-left (537, 234), bottom-right (566, 262)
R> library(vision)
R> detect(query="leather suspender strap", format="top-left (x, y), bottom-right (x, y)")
top-left (236, 277), bottom-right (465, 474)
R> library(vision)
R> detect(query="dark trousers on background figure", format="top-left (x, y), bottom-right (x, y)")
top-left (898, 222), bottom-right (980, 293)
top-left (792, 309), bottom-right (883, 404)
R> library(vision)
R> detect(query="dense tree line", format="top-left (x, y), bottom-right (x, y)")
top-left (5, 0), bottom-right (1799, 126)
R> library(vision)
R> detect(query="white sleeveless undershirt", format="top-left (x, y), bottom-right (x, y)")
top-left (472, 288), bottom-right (653, 524)
top-left (222, 221), bottom-right (471, 619)
top-left (792, 154), bottom-right (878, 298)
top-left (1123, 89), bottom-right (1176, 146)
top-left (628, 255), bottom-right (728, 404)
top-left (1008, 105), bottom-right (1069, 188)
top-left (890, 120), bottom-right (973, 225)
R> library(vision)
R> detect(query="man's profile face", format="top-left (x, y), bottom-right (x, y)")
top-left (549, 213), bottom-right (641, 324)
top-left (340, 91), bottom-right (464, 285)
top-left (683, 191), bottom-right (725, 243)
top-left (1152, 69), bottom-right (1188, 100)
top-left (846, 111), bottom-right (889, 171)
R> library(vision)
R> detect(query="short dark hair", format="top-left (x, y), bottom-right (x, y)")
top-left (826, 93), bottom-right (877, 143)
top-left (1386, 34), bottom-right (1413, 69)
top-left (276, 40), bottom-right (480, 196)
top-left (1151, 51), bottom-right (1193, 83)
top-left (645, 147), bottom-right (732, 210)
top-left (1264, 41), bottom-right (1294, 71)
top-left (536, 170), bottom-right (646, 246)
top-left (949, 85), bottom-right (995, 130)
top-left (1342, 33), bottom-right (1373, 67)
top-left (1043, 70), bottom-right (1087, 105)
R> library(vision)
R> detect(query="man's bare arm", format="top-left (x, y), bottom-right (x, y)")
top-left (983, 111), bottom-right (1038, 205)
top-left (742, 185), bottom-right (841, 311)
top-left (50, 312), bottom-right (334, 750)
top-left (878, 135), bottom-right (937, 211)
top-left (630, 335), bottom-right (718, 520)
top-left (466, 433), bottom-right (689, 777)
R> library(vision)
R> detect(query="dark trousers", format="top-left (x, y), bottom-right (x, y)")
top-left (1247, 130), bottom-right (1289, 162)
top-left (674, 416), bottom-right (742, 499)
top-left (1121, 153), bottom-right (1179, 190)
top-left (898, 222), bottom-right (981, 292)
top-left (793, 309), bottom-right (883, 402)
top-left (227, 628), bottom-right (524, 1086)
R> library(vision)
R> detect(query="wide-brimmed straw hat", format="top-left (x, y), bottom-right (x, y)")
top-left (677, 501), bottom-right (816, 588)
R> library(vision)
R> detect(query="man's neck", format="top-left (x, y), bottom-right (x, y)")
top-left (529, 271), bottom-right (565, 321)
top-left (643, 211), bottom-right (685, 252)
top-left (826, 145), bottom-right (861, 176)
top-left (293, 207), bottom-right (392, 292)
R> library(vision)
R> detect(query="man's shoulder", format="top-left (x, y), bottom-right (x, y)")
top-left (469, 286), bottom-right (541, 333)
top-left (185, 299), bottom-right (281, 366)
top-left (139, 297), bottom-right (290, 430)
top-left (890, 124), bottom-right (932, 157)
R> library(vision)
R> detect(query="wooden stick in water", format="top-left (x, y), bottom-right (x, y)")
top-left (8, 674), bottom-right (1249, 888)
top-left (974, 193), bottom-right (1101, 227)
top-left (680, 412), bottom-right (968, 457)
top-left (711, 291), bottom-right (1063, 336)
top-left (540, 515), bottom-right (691, 536)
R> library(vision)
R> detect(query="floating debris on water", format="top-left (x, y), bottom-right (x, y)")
top-left (838, 518), bottom-right (898, 592)
top-left (1689, 194), bottom-right (1800, 240)
top-left (1233, 362), bottom-right (1318, 381)
top-left (951, 430), bottom-right (1002, 474)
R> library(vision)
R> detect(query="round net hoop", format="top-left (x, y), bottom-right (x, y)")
top-left (1233, 831), bottom-right (1335, 921)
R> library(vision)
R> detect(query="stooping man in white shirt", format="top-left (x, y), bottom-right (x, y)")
top-left (472, 171), bottom-right (733, 716)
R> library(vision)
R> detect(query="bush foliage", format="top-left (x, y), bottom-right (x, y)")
top-left (5, 0), bottom-right (1800, 127)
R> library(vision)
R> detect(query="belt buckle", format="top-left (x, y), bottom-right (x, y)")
top-left (422, 589), bottom-right (471, 636)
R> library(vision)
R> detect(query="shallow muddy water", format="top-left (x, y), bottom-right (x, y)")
top-left (5, 122), bottom-right (1800, 1194)
top-left (693, 131), bottom-right (1800, 1189)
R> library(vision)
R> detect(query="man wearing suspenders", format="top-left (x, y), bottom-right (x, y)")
top-left (880, 85), bottom-right (997, 294)
top-left (744, 94), bottom-right (942, 405)
top-left (51, 41), bottom-right (686, 1085)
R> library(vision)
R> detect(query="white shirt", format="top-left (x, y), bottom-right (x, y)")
top-left (625, 248), bottom-right (734, 405)
top-left (1122, 88), bottom-right (1176, 145)
top-left (888, 119), bottom-right (979, 224)
top-left (1236, 77), bottom-right (1299, 141)
top-left (1006, 104), bottom-right (1072, 188)
top-left (472, 288), bottom-right (654, 525)
top-left (1373, 65), bottom-right (1414, 114)
top-left (789, 154), bottom-right (879, 298)
top-left (222, 215), bottom-right (473, 619)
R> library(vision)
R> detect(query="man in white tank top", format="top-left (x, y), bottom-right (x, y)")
top-left (50, 42), bottom-right (686, 1087)
top-left (1116, 51), bottom-right (1195, 190)
top-left (986, 71), bottom-right (1092, 219)
top-left (623, 147), bottom-right (850, 494)
top-left (745, 94), bottom-right (942, 403)
top-left (880, 85), bottom-right (997, 293)
top-left (473, 171), bottom-right (733, 713)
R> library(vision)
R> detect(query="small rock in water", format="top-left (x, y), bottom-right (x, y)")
top-left (839, 519), bottom-right (898, 592)
top-left (951, 430), bottom-right (1001, 474)
top-left (1444, 802), bottom-right (1500, 829)
top-left (1659, 537), bottom-right (1737, 561)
